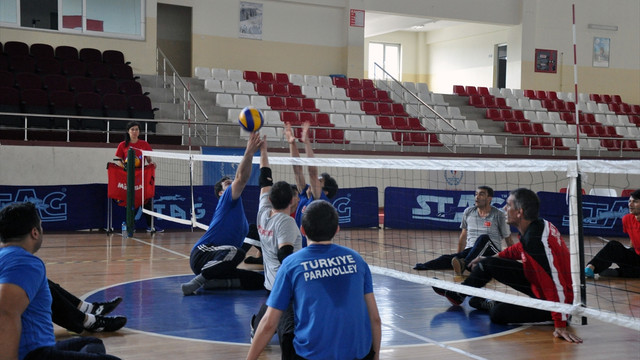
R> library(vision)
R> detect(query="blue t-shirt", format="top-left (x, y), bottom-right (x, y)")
top-left (0, 246), bottom-right (55, 360)
top-left (193, 186), bottom-right (248, 249)
top-left (294, 184), bottom-right (330, 247)
top-left (267, 243), bottom-right (374, 360)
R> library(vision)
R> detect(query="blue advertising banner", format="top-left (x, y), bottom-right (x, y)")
top-left (539, 191), bottom-right (627, 237)
top-left (383, 187), bottom-right (510, 230)
top-left (0, 184), bottom-right (107, 231)
top-left (0, 184), bottom-right (624, 236)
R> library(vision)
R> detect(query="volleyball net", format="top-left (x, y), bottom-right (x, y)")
top-left (141, 149), bottom-right (640, 331)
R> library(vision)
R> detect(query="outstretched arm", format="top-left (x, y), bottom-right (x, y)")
top-left (301, 122), bottom-right (322, 199)
top-left (231, 132), bottom-right (264, 200)
top-left (285, 123), bottom-right (305, 193)
top-left (259, 138), bottom-right (271, 196)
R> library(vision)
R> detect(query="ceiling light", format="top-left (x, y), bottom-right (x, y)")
top-left (588, 24), bottom-right (618, 31)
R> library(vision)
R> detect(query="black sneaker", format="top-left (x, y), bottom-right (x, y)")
top-left (91, 296), bottom-right (123, 316)
top-left (414, 263), bottom-right (432, 270)
top-left (86, 315), bottom-right (127, 332)
top-left (244, 256), bottom-right (263, 265)
top-left (432, 286), bottom-right (465, 306)
top-left (250, 314), bottom-right (257, 342)
top-left (468, 296), bottom-right (494, 311)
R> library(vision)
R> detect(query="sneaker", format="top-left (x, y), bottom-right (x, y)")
top-left (244, 256), bottom-right (263, 265)
top-left (413, 263), bottom-right (432, 271)
top-left (86, 315), bottom-right (127, 332)
top-left (584, 266), bottom-right (595, 278)
top-left (249, 314), bottom-right (257, 342)
top-left (451, 257), bottom-right (466, 276)
top-left (146, 226), bottom-right (164, 233)
top-left (91, 296), bottom-right (123, 316)
top-left (432, 286), bottom-right (465, 306)
top-left (468, 296), bottom-right (494, 311)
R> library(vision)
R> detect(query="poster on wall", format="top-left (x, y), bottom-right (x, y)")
top-left (534, 48), bottom-right (557, 73)
top-left (239, 2), bottom-right (263, 40)
top-left (593, 37), bottom-right (610, 68)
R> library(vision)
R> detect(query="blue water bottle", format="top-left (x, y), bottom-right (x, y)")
top-left (121, 221), bottom-right (128, 239)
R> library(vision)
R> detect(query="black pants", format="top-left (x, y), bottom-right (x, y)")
top-left (49, 280), bottom-right (86, 333)
top-left (252, 293), bottom-right (296, 360)
top-left (419, 235), bottom-right (499, 270)
top-left (24, 337), bottom-right (121, 360)
top-left (464, 256), bottom-right (553, 324)
top-left (588, 240), bottom-right (640, 277)
top-left (189, 245), bottom-right (264, 290)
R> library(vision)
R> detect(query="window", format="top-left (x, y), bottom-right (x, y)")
top-left (1, 0), bottom-right (143, 38)
top-left (369, 42), bottom-right (401, 81)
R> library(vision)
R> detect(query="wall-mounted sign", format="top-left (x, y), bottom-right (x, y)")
top-left (534, 48), bottom-right (557, 73)
top-left (350, 9), bottom-right (364, 27)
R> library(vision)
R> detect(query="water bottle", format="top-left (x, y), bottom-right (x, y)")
top-left (121, 221), bottom-right (128, 239)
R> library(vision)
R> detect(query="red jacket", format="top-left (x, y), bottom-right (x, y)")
top-left (498, 219), bottom-right (573, 328)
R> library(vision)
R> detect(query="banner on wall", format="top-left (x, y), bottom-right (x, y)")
top-left (383, 188), bottom-right (509, 230)
top-left (0, 184), bottom-right (626, 237)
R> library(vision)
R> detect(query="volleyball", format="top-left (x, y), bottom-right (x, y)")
top-left (238, 106), bottom-right (264, 132)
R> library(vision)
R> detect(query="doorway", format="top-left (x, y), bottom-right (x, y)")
top-left (157, 3), bottom-right (192, 77)
top-left (496, 44), bottom-right (507, 89)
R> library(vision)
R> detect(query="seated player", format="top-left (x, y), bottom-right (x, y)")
top-left (585, 189), bottom-right (640, 278)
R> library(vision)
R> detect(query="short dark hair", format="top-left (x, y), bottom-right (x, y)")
top-left (478, 185), bottom-right (494, 197)
top-left (630, 190), bottom-right (640, 200)
top-left (269, 181), bottom-right (294, 210)
top-left (301, 200), bottom-right (338, 242)
top-left (0, 202), bottom-right (41, 243)
top-left (320, 173), bottom-right (338, 199)
top-left (214, 176), bottom-right (231, 199)
top-left (510, 188), bottom-right (540, 221)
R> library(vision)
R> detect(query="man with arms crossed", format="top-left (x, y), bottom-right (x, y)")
top-left (415, 186), bottom-right (513, 275)
top-left (247, 200), bottom-right (382, 360)
top-left (433, 188), bottom-right (582, 343)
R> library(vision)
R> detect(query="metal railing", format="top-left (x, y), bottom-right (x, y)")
top-left (156, 47), bottom-right (209, 146)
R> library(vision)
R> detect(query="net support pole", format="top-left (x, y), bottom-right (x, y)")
top-left (126, 148), bottom-right (135, 237)
top-left (576, 172), bottom-right (587, 325)
top-left (572, 4), bottom-right (581, 161)
top-left (567, 162), bottom-right (587, 325)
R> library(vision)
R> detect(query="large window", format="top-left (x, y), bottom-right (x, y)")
top-left (368, 42), bottom-right (401, 81)
top-left (0, 0), bottom-right (143, 39)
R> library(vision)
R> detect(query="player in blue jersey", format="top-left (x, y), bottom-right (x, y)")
top-left (284, 122), bottom-right (338, 247)
top-left (181, 133), bottom-right (266, 295)
top-left (0, 202), bottom-right (121, 360)
top-left (247, 200), bottom-right (381, 360)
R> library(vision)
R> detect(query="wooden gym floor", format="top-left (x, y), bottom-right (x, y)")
top-left (42, 229), bottom-right (640, 360)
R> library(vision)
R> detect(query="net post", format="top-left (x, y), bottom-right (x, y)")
top-left (126, 147), bottom-right (135, 237)
top-left (576, 172), bottom-right (588, 325)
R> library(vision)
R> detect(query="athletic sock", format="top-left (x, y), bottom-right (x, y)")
top-left (83, 314), bottom-right (97, 329)
top-left (78, 301), bottom-right (93, 314)
top-left (181, 274), bottom-right (206, 295)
